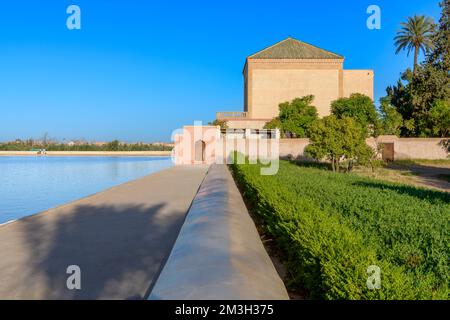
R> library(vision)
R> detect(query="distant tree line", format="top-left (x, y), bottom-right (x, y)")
top-left (0, 139), bottom-right (173, 152)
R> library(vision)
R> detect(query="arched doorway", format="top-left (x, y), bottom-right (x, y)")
top-left (195, 140), bottom-right (206, 162)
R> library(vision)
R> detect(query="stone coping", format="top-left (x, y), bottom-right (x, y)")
top-left (149, 164), bottom-right (289, 300)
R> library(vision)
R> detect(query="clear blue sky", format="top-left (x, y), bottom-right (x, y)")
top-left (0, 0), bottom-right (441, 142)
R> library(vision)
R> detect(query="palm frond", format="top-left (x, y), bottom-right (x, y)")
top-left (394, 15), bottom-right (436, 65)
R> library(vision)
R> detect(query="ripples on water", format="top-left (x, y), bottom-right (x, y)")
top-left (0, 156), bottom-right (173, 224)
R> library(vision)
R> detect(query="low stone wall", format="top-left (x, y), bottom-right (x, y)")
top-left (279, 137), bottom-right (449, 160)
top-left (377, 137), bottom-right (448, 160)
top-left (279, 138), bottom-right (310, 159)
top-left (149, 164), bottom-right (289, 300)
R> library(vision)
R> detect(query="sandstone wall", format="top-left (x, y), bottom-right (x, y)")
top-left (343, 70), bottom-right (374, 99)
top-left (281, 137), bottom-right (449, 160)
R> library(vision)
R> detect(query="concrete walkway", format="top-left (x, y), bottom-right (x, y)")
top-left (0, 165), bottom-right (208, 299)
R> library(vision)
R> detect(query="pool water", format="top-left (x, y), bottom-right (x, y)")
top-left (0, 156), bottom-right (173, 224)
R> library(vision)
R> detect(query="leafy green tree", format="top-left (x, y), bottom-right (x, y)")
top-left (381, 4), bottom-right (449, 138)
top-left (429, 100), bottom-right (450, 137)
top-left (386, 72), bottom-right (414, 117)
top-left (208, 119), bottom-right (228, 130)
top-left (383, 72), bottom-right (417, 136)
top-left (403, 118), bottom-right (416, 134)
top-left (379, 97), bottom-right (404, 136)
top-left (305, 116), bottom-right (374, 172)
top-left (394, 15), bottom-right (435, 73)
top-left (277, 95), bottom-right (319, 138)
top-left (106, 140), bottom-right (120, 151)
top-left (426, 0), bottom-right (450, 74)
top-left (409, 1), bottom-right (450, 136)
top-left (330, 93), bottom-right (379, 136)
top-left (263, 117), bottom-right (284, 135)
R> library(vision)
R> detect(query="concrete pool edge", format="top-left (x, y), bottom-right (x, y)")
top-left (0, 151), bottom-right (172, 157)
top-left (149, 164), bottom-right (289, 300)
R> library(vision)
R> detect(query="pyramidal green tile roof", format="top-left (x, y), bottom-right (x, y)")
top-left (248, 37), bottom-right (343, 60)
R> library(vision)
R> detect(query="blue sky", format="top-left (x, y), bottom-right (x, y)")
top-left (0, 0), bottom-right (441, 142)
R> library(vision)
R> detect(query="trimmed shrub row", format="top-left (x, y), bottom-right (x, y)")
top-left (231, 160), bottom-right (449, 299)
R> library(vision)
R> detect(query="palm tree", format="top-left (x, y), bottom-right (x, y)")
top-left (394, 15), bottom-right (435, 73)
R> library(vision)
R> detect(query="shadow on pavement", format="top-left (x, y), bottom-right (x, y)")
top-left (0, 202), bottom-right (186, 299)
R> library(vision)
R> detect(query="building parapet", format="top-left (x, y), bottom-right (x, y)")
top-left (216, 111), bottom-right (248, 120)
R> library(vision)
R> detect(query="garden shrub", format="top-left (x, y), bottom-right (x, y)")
top-left (231, 160), bottom-right (449, 299)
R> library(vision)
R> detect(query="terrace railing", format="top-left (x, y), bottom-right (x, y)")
top-left (216, 111), bottom-right (248, 120)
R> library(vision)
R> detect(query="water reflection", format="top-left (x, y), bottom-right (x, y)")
top-left (0, 156), bottom-right (173, 223)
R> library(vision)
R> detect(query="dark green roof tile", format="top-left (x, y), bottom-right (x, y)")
top-left (248, 37), bottom-right (343, 60)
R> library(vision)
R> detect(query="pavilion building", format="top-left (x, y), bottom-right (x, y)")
top-left (217, 37), bottom-right (374, 129)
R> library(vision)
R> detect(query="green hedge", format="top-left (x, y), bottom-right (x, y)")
top-left (231, 160), bottom-right (449, 299)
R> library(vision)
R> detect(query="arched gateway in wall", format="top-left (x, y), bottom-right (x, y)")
top-left (194, 140), bottom-right (206, 162)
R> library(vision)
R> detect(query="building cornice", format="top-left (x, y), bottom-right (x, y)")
top-left (248, 58), bottom-right (344, 65)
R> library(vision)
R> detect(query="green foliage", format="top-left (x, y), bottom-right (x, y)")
top-left (410, 64), bottom-right (450, 136)
top-left (403, 3), bottom-right (450, 136)
top-left (208, 119), bottom-right (228, 129)
top-left (277, 95), bottom-right (319, 138)
top-left (263, 117), bottom-right (284, 135)
top-left (403, 118), bottom-right (416, 133)
top-left (429, 100), bottom-right (450, 137)
top-left (0, 140), bottom-right (172, 152)
top-left (385, 75), bottom-right (416, 136)
top-left (394, 15), bottom-right (436, 72)
top-left (379, 97), bottom-right (404, 136)
top-left (305, 116), bottom-right (374, 172)
top-left (231, 160), bottom-right (449, 299)
top-left (387, 74), bottom-right (414, 117)
top-left (384, 4), bottom-right (450, 137)
top-left (106, 140), bottom-right (119, 151)
top-left (426, 0), bottom-right (450, 73)
top-left (411, 64), bottom-right (450, 115)
top-left (331, 94), bottom-right (379, 136)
